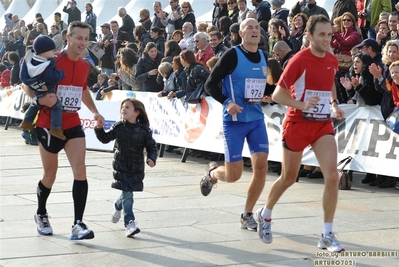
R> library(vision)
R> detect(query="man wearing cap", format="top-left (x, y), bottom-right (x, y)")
top-left (356, 38), bottom-right (384, 69)
top-left (98, 23), bottom-right (114, 76)
top-left (53, 12), bottom-right (68, 33)
top-left (229, 22), bottom-right (242, 46)
top-left (291, 0), bottom-right (329, 20)
top-left (63, 1), bottom-right (82, 25)
top-left (271, 0), bottom-right (289, 25)
top-left (180, 22), bottom-right (195, 51)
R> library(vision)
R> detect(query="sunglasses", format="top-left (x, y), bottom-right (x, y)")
top-left (342, 19), bottom-right (352, 22)
top-left (228, 2), bottom-right (235, 5)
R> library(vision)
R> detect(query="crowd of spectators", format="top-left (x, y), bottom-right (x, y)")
top-left (0, 0), bottom-right (398, 189)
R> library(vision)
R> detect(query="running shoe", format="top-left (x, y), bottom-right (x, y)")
top-left (34, 214), bottom-right (53, 235)
top-left (254, 208), bottom-right (273, 244)
top-left (125, 220), bottom-right (140, 237)
top-left (70, 220), bottom-right (95, 240)
top-left (200, 161), bottom-right (218, 196)
top-left (317, 232), bottom-right (345, 252)
top-left (111, 205), bottom-right (121, 223)
top-left (240, 213), bottom-right (257, 231)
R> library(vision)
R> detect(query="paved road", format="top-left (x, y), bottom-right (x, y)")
top-left (0, 126), bottom-right (398, 267)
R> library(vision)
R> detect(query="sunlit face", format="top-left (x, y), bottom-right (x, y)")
top-left (67, 27), bottom-right (90, 58)
top-left (390, 65), bottom-right (399, 84)
top-left (270, 24), bottom-right (278, 34)
top-left (172, 33), bottom-right (183, 42)
top-left (209, 35), bottom-right (222, 48)
top-left (238, 1), bottom-right (246, 11)
top-left (353, 57), bottom-right (363, 75)
top-left (308, 22), bottom-right (332, 54)
top-left (98, 76), bottom-right (105, 85)
top-left (195, 38), bottom-right (207, 50)
top-left (150, 31), bottom-right (159, 40)
top-left (172, 60), bottom-right (180, 71)
top-left (121, 101), bottom-right (139, 122)
top-left (342, 16), bottom-right (353, 29)
top-left (51, 27), bottom-right (58, 35)
top-left (182, 23), bottom-right (192, 34)
top-left (273, 49), bottom-right (282, 60)
top-left (181, 4), bottom-right (189, 14)
top-left (85, 4), bottom-right (91, 12)
top-left (239, 18), bottom-right (260, 45)
top-left (379, 23), bottom-right (389, 35)
top-left (39, 50), bottom-right (55, 60)
top-left (148, 47), bottom-right (158, 59)
top-left (389, 15), bottom-right (398, 31)
top-left (110, 23), bottom-right (119, 34)
top-left (294, 16), bottom-right (304, 30)
top-left (227, 1), bottom-right (237, 11)
top-left (180, 56), bottom-right (189, 67)
top-left (388, 45), bottom-right (399, 63)
top-left (153, 3), bottom-right (161, 12)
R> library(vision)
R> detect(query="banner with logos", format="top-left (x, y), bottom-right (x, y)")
top-left (1, 87), bottom-right (398, 177)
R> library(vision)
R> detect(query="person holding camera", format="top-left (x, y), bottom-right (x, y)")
top-left (63, 1), bottom-right (81, 25)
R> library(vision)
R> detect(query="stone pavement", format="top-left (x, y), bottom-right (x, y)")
top-left (0, 126), bottom-right (398, 267)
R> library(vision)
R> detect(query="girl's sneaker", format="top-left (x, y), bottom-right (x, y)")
top-left (125, 220), bottom-right (140, 237)
top-left (111, 207), bottom-right (121, 223)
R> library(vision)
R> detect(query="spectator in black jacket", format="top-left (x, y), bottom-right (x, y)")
top-left (212, 0), bottom-right (229, 26)
top-left (118, 7), bottom-right (135, 42)
top-left (251, 0), bottom-right (271, 25)
top-left (63, 1), bottom-right (81, 25)
top-left (7, 51), bottom-right (20, 86)
top-left (332, 0), bottom-right (358, 23)
top-left (271, 0), bottom-right (289, 25)
top-left (135, 42), bottom-right (164, 92)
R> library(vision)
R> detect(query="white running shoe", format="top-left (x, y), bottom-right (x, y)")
top-left (317, 232), bottom-right (345, 252)
top-left (70, 220), bottom-right (95, 240)
top-left (34, 214), bottom-right (53, 235)
top-left (240, 213), bottom-right (258, 231)
top-left (111, 207), bottom-right (121, 223)
top-left (125, 220), bottom-right (140, 237)
top-left (255, 208), bottom-right (273, 244)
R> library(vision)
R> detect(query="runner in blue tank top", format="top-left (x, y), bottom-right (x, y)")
top-left (200, 18), bottom-right (271, 232)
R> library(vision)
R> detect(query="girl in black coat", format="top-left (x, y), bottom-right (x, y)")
top-left (94, 98), bottom-right (157, 237)
top-left (135, 42), bottom-right (164, 92)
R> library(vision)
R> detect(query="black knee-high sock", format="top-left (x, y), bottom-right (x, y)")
top-left (72, 179), bottom-right (88, 225)
top-left (37, 181), bottom-right (51, 215)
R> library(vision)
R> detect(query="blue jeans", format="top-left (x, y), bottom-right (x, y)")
top-left (115, 191), bottom-right (134, 226)
top-left (368, 26), bottom-right (376, 39)
top-left (24, 99), bottom-right (62, 129)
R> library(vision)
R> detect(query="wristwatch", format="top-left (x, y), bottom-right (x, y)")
top-left (32, 96), bottom-right (40, 106)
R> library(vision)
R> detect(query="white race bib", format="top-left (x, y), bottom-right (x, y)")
top-left (302, 89), bottom-right (331, 121)
top-left (244, 78), bottom-right (266, 104)
top-left (56, 85), bottom-right (83, 113)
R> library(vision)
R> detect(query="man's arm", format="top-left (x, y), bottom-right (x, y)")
top-left (205, 48), bottom-right (238, 104)
top-left (22, 84), bottom-right (57, 107)
top-left (82, 89), bottom-right (105, 127)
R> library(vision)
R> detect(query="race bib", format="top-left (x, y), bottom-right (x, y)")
top-left (244, 78), bottom-right (266, 104)
top-left (302, 89), bottom-right (331, 121)
top-left (56, 85), bottom-right (83, 113)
